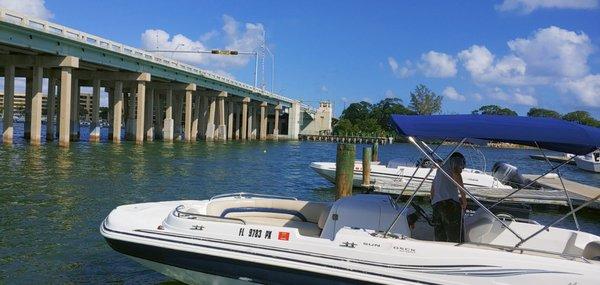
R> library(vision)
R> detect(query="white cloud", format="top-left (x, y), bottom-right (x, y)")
top-left (320, 85), bottom-right (329, 93)
top-left (487, 87), bottom-right (538, 106)
top-left (458, 45), bottom-right (532, 85)
top-left (442, 86), bottom-right (466, 101)
top-left (472, 93), bottom-right (483, 101)
top-left (384, 90), bottom-right (396, 98)
top-left (508, 26), bottom-right (593, 78)
top-left (141, 15), bottom-right (265, 69)
top-left (559, 74), bottom-right (600, 107)
top-left (496, 0), bottom-right (598, 14)
top-left (513, 90), bottom-right (538, 106)
top-left (418, 51), bottom-right (457, 78)
top-left (0, 0), bottom-right (53, 20)
top-left (387, 57), bottom-right (415, 78)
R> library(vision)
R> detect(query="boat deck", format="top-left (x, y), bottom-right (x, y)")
top-left (374, 174), bottom-right (600, 209)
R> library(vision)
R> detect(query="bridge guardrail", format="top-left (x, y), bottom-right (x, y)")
top-left (0, 8), bottom-right (302, 107)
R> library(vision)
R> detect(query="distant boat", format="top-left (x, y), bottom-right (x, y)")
top-left (575, 150), bottom-right (600, 173)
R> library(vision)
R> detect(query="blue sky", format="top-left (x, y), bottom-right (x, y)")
top-left (2, 0), bottom-right (600, 117)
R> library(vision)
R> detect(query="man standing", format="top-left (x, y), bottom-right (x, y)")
top-left (430, 152), bottom-right (467, 242)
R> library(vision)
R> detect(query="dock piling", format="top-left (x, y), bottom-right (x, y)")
top-left (372, 142), bottom-right (379, 162)
top-left (362, 146), bottom-right (372, 187)
top-left (335, 143), bottom-right (355, 199)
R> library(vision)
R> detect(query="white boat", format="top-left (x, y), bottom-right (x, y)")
top-left (101, 192), bottom-right (600, 285)
top-left (575, 151), bottom-right (600, 173)
top-left (101, 115), bottom-right (600, 284)
top-left (310, 160), bottom-right (515, 191)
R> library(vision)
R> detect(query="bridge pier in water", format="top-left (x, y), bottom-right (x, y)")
top-left (0, 8), bottom-right (320, 146)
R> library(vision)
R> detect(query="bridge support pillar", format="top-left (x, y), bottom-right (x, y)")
top-left (145, 87), bottom-right (154, 141)
top-left (198, 96), bottom-right (207, 140)
top-left (154, 91), bottom-right (163, 140)
top-left (135, 81), bottom-right (146, 144)
top-left (251, 104), bottom-right (258, 140)
top-left (89, 79), bottom-right (101, 142)
top-left (24, 76), bottom-right (32, 139)
top-left (184, 89), bottom-right (193, 141)
top-left (174, 92), bottom-right (183, 140)
top-left (126, 89), bottom-right (136, 140)
top-left (112, 81), bottom-right (123, 142)
top-left (107, 87), bottom-right (113, 140)
top-left (288, 101), bottom-right (301, 140)
top-left (227, 100), bottom-right (234, 140)
top-left (46, 77), bottom-right (57, 141)
top-left (241, 99), bottom-right (249, 140)
top-left (30, 66), bottom-right (43, 145)
top-left (192, 92), bottom-right (200, 141)
top-left (234, 102), bottom-right (240, 140)
top-left (273, 104), bottom-right (281, 140)
top-left (163, 88), bottom-right (174, 142)
top-left (216, 91), bottom-right (227, 141)
top-left (260, 102), bottom-right (268, 141)
top-left (58, 67), bottom-right (72, 147)
top-left (205, 96), bottom-right (215, 141)
top-left (3, 65), bottom-right (15, 144)
top-left (70, 78), bottom-right (80, 141)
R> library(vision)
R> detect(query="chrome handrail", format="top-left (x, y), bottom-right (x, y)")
top-left (209, 192), bottom-right (298, 201)
top-left (174, 205), bottom-right (246, 225)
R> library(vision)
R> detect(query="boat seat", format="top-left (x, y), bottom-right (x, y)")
top-left (583, 241), bottom-right (600, 261)
top-left (241, 217), bottom-right (322, 237)
top-left (207, 199), bottom-right (331, 224)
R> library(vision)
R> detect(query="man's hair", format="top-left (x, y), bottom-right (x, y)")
top-left (446, 152), bottom-right (466, 171)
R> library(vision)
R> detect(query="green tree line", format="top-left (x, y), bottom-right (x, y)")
top-left (333, 84), bottom-right (599, 136)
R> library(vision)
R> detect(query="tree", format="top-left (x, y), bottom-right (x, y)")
top-left (409, 84), bottom-right (442, 115)
top-left (340, 101), bottom-right (373, 124)
top-left (472, 105), bottom-right (517, 116)
top-left (333, 118), bottom-right (357, 135)
top-left (371, 97), bottom-right (414, 133)
top-left (562, 111), bottom-right (600, 127)
top-left (527, 108), bottom-right (561, 119)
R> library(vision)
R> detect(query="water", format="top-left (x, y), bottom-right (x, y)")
top-left (1, 129), bottom-right (599, 283)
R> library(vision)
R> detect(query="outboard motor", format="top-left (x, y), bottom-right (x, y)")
top-left (491, 162), bottom-right (540, 189)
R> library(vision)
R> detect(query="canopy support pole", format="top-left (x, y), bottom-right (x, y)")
top-left (489, 156), bottom-right (575, 209)
top-left (394, 138), bottom-right (446, 201)
top-left (385, 138), bottom-right (466, 238)
top-left (408, 137), bottom-right (524, 242)
top-left (535, 142), bottom-right (580, 231)
top-left (516, 193), bottom-right (600, 248)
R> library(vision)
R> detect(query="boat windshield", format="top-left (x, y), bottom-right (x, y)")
top-left (386, 159), bottom-right (414, 168)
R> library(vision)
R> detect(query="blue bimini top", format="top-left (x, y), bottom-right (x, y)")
top-left (391, 114), bottom-right (600, 155)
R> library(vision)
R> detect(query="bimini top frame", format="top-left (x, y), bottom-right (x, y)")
top-left (387, 115), bottom-right (600, 248)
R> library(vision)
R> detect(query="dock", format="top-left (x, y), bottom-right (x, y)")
top-left (373, 174), bottom-right (600, 210)
top-left (299, 134), bottom-right (390, 144)
top-left (529, 154), bottom-right (576, 165)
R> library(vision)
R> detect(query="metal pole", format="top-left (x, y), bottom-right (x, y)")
top-left (516, 193), bottom-right (600, 248)
top-left (535, 143), bottom-right (580, 231)
top-left (386, 139), bottom-right (464, 237)
top-left (408, 137), bottom-right (524, 241)
top-left (254, 51), bottom-right (259, 87)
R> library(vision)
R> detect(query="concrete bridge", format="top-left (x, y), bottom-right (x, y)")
top-left (0, 8), bottom-right (319, 146)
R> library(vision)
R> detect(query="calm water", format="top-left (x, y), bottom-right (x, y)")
top-left (1, 126), bottom-right (599, 284)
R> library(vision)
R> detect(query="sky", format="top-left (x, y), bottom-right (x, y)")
top-left (1, 0), bottom-right (599, 117)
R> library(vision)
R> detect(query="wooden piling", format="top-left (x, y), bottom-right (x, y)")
top-left (335, 143), bottom-right (355, 199)
top-left (362, 146), bottom-right (372, 187)
top-left (372, 142), bottom-right (379, 162)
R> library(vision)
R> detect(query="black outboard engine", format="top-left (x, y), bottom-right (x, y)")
top-left (491, 162), bottom-right (540, 189)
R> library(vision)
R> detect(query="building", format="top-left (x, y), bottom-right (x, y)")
top-left (299, 101), bottom-right (333, 135)
top-left (0, 92), bottom-right (93, 120)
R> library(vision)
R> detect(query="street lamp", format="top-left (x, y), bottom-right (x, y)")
top-left (146, 48), bottom-right (261, 88)
top-left (171, 43), bottom-right (185, 59)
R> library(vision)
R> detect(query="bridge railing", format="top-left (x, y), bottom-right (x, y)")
top-left (0, 8), bottom-right (298, 105)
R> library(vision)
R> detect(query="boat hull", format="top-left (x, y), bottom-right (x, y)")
top-left (575, 157), bottom-right (600, 173)
top-left (106, 237), bottom-right (377, 285)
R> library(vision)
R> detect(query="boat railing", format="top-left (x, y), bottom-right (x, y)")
top-left (209, 192), bottom-right (298, 201)
top-left (173, 205), bottom-right (246, 225)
